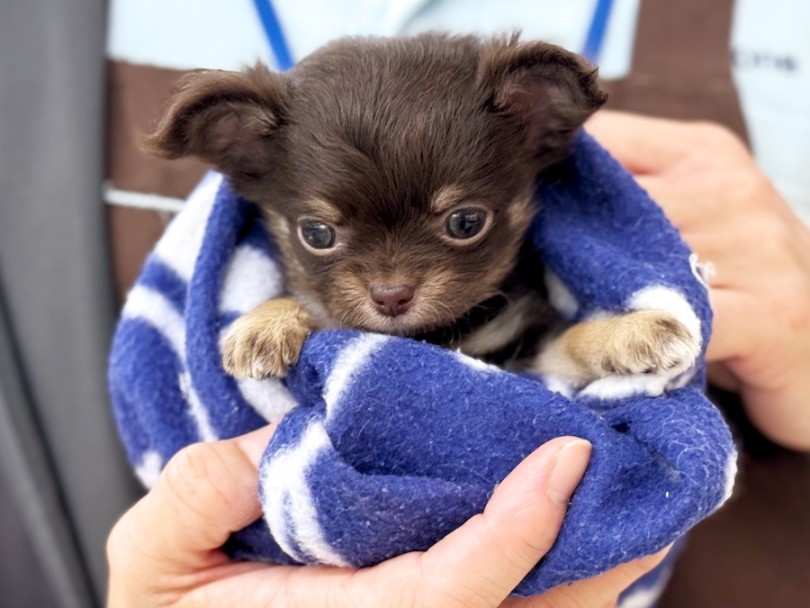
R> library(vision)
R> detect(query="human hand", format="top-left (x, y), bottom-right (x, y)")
top-left (107, 427), bottom-right (666, 607)
top-left (588, 111), bottom-right (810, 450)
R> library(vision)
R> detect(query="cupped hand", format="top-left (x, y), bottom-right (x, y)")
top-left (588, 110), bottom-right (810, 450)
top-left (107, 426), bottom-right (666, 607)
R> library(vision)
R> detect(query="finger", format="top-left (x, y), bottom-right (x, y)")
top-left (586, 111), bottom-right (699, 174)
top-left (418, 437), bottom-right (593, 607)
top-left (111, 425), bottom-right (277, 567)
top-left (633, 175), bottom-right (706, 228)
top-left (173, 437), bottom-right (592, 608)
top-left (704, 288), bottom-right (760, 363)
top-left (178, 545), bottom-right (670, 608)
top-left (587, 111), bottom-right (752, 177)
top-left (634, 171), bottom-right (757, 235)
top-left (740, 382), bottom-right (810, 452)
top-left (504, 547), bottom-right (671, 608)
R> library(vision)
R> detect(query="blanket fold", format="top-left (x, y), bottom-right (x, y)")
top-left (109, 131), bottom-right (736, 596)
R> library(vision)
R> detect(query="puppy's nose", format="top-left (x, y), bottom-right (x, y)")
top-left (370, 284), bottom-right (415, 317)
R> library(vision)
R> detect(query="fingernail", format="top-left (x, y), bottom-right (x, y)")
top-left (236, 424), bottom-right (277, 465)
top-left (548, 439), bottom-right (592, 506)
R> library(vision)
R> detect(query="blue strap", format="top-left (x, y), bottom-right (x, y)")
top-left (252, 0), bottom-right (295, 71)
top-left (256, 0), bottom-right (611, 70)
top-left (581, 0), bottom-right (614, 64)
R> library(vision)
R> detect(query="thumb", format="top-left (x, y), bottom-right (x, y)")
top-left (109, 425), bottom-right (276, 569)
top-left (419, 437), bottom-right (593, 607)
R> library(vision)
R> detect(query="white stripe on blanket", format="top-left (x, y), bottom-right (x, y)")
top-left (619, 571), bottom-right (673, 608)
top-left (153, 172), bottom-right (222, 282)
top-left (123, 285), bottom-right (186, 354)
top-left (178, 371), bottom-right (218, 442)
top-left (723, 453), bottom-right (738, 504)
top-left (262, 422), bottom-right (350, 566)
top-left (134, 450), bottom-right (163, 489)
top-left (453, 350), bottom-right (501, 373)
top-left (123, 285), bottom-right (217, 442)
top-left (324, 334), bottom-right (389, 423)
top-left (235, 376), bottom-right (299, 424)
top-left (219, 245), bottom-right (285, 314)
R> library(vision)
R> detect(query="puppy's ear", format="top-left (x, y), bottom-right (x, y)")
top-left (479, 36), bottom-right (607, 159)
top-left (143, 64), bottom-right (287, 179)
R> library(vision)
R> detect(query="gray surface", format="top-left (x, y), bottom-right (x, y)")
top-left (0, 0), bottom-right (143, 605)
top-left (0, 300), bottom-right (84, 607)
top-left (0, 442), bottom-right (59, 608)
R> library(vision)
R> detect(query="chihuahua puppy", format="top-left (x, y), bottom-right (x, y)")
top-left (145, 33), bottom-right (698, 387)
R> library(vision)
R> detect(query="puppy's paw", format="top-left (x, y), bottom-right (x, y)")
top-left (534, 310), bottom-right (700, 387)
top-left (599, 311), bottom-right (699, 376)
top-left (222, 298), bottom-right (312, 379)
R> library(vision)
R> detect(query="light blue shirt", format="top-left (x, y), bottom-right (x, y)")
top-left (107, 0), bottom-right (641, 78)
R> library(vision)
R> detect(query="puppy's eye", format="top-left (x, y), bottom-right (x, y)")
top-left (444, 207), bottom-right (490, 241)
top-left (298, 219), bottom-right (337, 251)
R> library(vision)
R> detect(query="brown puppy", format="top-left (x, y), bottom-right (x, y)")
top-left (145, 33), bottom-right (698, 386)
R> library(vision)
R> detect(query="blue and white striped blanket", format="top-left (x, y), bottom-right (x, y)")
top-left (108, 132), bottom-right (736, 597)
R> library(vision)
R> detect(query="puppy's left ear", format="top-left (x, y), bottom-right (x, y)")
top-left (479, 37), bottom-right (607, 159)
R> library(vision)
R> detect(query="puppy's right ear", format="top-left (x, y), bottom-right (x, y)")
top-left (143, 64), bottom-right (287, 180)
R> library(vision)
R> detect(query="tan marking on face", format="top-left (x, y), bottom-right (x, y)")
top-left (265, 210), bottom-right (306, 278)
top-left (264, 210), bottom-right (290, 246)
top-left (429, 184), bottom-right (467, 215)
top-left (301, 198), bottom-right (343, 225)
top-left (506, 189), bottom-right (536, 232)
top-left (263, 209), bottom-right (319, 313)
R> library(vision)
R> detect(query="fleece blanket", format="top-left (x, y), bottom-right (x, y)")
top-left (108, 131), bottom-right (737, 597)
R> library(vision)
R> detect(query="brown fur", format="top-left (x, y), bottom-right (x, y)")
top-left (146, 33), bottom-right (693, 383)
top-left (533, 311), bottom-right (699, 386)
top-left (221, 298), bottom-right (312, 378)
